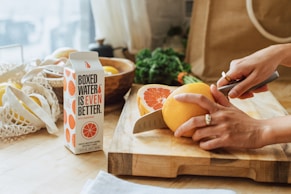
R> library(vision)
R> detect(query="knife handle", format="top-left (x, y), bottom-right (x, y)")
top-left (218, 71), bottom-right (279, 96)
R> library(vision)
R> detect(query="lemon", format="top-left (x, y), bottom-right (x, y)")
top-left (22, 96), bottom-right (42, 114)
top-left (51, 47), bottom-right (78, 59)
top-left (12, 96), bottom-right (42, 124)
top-left (103, 66), bottom-right (119, 75)
top-left (0, 82), bottom-right (22, 106)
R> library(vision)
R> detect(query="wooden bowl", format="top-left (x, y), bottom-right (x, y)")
top-left (100, 57), bottom-right (135, 105)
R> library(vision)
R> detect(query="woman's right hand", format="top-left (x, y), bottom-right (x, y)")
top-left (217, 44), bottom-right (289, 98)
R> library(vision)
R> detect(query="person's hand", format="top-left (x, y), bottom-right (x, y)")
top-left (217, 45), bottom-right (282, 99)
top-left (174, 84), bottom-right (266, 150)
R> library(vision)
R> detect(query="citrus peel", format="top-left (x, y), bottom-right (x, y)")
top-left (162, 82), bottom-right (215, 137)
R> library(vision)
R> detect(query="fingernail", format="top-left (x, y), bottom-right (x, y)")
top-left (174, 94), bottom-right (182, 100)
top-left (228, 90), bottom-right (237, 98)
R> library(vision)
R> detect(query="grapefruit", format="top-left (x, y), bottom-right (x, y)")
top-left (136, 84), bottom-right (176, 116)
top-left (162, 82), bottom-right (215, 137)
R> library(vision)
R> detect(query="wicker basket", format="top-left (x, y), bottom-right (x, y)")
top-left (100, 57), bottom-right (135, 105)
top-left (42, 65), bottom-right (64, 104)
top-left (45, 77), bottom-right (63, 104)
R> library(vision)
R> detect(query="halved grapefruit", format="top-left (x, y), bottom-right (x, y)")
top-left (136, 84), bottom-right (176, 116)
top-left (136, 83), bottom-right (215, 137)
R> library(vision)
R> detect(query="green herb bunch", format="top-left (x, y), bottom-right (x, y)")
top-left (134, 48), bottom-right (201, 85)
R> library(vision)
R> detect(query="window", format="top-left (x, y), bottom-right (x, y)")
top-left (0, 0), bottom-right (94, 62)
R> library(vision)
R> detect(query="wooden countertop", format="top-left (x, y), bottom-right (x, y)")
top-left (1, 81), bottom-right (291, 194)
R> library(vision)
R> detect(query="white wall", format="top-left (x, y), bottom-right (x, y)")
top-left (146, 0), bottom-right (192, 49)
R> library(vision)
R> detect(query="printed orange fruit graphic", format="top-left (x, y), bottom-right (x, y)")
top-left (136, 84), bottom-right (176, 116)
top-left (68, 114), bottom-right (75, 130)
top-left (72, 99), bottom-right (76, 114)
top-left (162, 82), bottom-right (215, 137)
top-left (68, 80), bottom-right (75, 96)
top-left (64, 67), bottom-right (77, 149)
top-left (65, 128), bottom-right (70, 143)
top-left (82, 122), bottom-right (98, 139)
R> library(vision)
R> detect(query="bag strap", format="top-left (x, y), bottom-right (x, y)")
top-left (21, 65), bottom-right (63, 84)
top-left (246, 0), bottom-right (291, 43)
top-left (6, 86), bottom-right (59, 135)
top-left (0, 64), bottom-right (26, 83)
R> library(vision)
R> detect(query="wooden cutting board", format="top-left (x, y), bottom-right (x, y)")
top-left (108, 84), bottom-right (291, 183)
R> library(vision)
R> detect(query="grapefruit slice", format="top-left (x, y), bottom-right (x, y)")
top-left (136, 84), bottom-right (176, 116)
top-left (82, 122), bottom-right (98, 139)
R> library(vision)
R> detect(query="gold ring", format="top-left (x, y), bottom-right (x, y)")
top-left (222, 71), bottom-right (232, 82)
top-left (205, 114), bottom-right (212, 126)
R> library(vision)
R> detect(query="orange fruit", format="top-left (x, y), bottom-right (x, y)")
top-left (82, 122), bottom-right (98, 139)
top-left (136, 84), bottom-right (176, 116)
top-left (162, 83), bottom-right (215, 137)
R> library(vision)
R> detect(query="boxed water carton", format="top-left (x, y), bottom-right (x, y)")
top-left (63, 51), bottom-right (104, 154)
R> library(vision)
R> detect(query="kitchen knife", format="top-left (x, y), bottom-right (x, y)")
top-left (133, 71), bottom-right (279, 134)
top-left (133, 109), bottom-right (167, 134)
top-left (218, 71), bottom-right (279, 96)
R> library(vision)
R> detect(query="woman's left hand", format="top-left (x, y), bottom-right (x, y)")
top-left (173, 84), bottom-right (265, 150)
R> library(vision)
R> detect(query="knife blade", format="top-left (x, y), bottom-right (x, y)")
top-left (133, 71), bottom-right (279, 134)
top-left (133, 109), bottom-right (168, 134)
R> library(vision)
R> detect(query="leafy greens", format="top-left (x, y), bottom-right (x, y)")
top-left (134, 48), bottom-right (201, 85)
